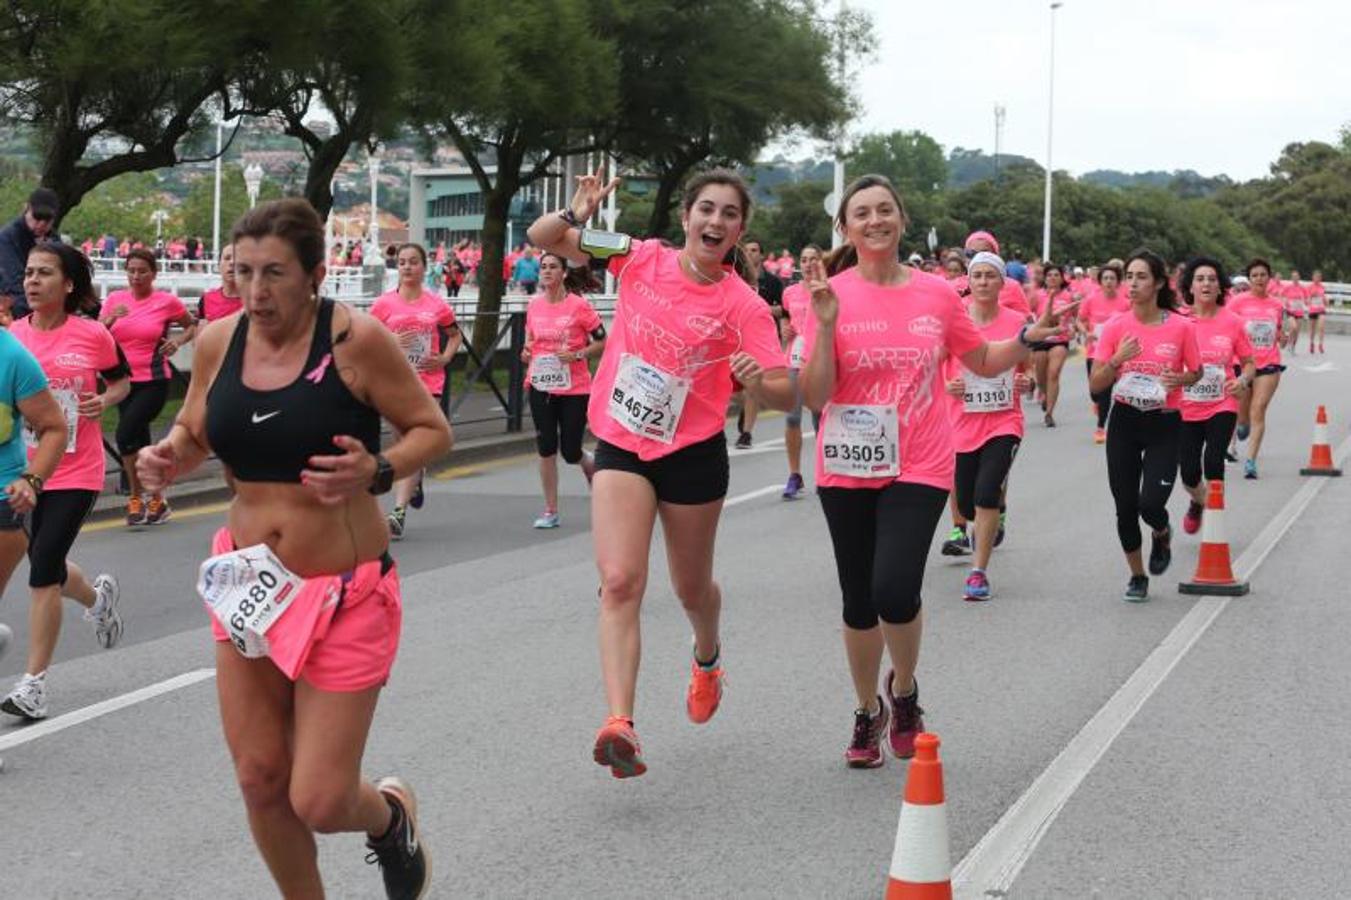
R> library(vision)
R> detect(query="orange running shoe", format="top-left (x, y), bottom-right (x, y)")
top-left (593, 716), bottom-right (646, 779)
top-left (125, 495), bottom-right (146, 527)
top-left (686, 658), bottom-right (724, 724)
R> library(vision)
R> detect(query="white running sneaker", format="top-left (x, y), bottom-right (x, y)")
top-left (86, 574), bottom-right (123, 650)
top-left (2, 673), bottom-right (48, 721)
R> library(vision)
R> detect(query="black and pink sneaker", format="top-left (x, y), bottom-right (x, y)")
top-left (885, 671), bottom-right (925, 759)
top-left (844, 698), bottom-right (889, 769)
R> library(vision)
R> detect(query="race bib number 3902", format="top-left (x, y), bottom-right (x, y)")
top-left (1183, 365), bottom-right (1226, 403)
top-left (821, 403), bottom-right (900, 478)
top-left (607, 353), bottom-right (689, 445)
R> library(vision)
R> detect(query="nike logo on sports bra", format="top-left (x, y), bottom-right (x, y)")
top-left (251, 410), bottom-right (281, 424)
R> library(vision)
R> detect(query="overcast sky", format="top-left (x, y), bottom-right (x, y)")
top-left (811, 0), bottom-right (1349, 181)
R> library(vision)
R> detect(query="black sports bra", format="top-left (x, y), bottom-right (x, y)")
top-left (206, 300), bottom-right (381, 483)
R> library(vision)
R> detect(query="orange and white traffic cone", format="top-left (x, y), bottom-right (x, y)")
top-left (885, 733), bottom-right (951, 900)
top-left (1179, 479), bottom-right (1249, 597)
top-left (1299, 406), bottom-right (1342, 476)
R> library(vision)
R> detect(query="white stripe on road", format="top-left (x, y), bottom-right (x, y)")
top-left (952, 433), bottom-right (1351, 899)
top-left (724, 484), bottom-right (785, 507)
top-left (0, 669), bottom-right (216, 753)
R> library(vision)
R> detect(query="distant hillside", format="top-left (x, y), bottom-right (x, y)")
top-left (947, 147), bottom-right (1042, 188)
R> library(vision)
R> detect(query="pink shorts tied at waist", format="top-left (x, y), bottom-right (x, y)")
top-left (206, 527), bottom-right (402, 692)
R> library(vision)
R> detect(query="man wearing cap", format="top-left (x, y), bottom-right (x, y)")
top-left (0, 188), bottom-right (60, 318)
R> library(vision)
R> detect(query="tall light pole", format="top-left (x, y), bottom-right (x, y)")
top-left (994, 104), bottom-right (1006, 183)
top-left (244, 162), bottom-right (264, 209)
top-left (211, 118), bottom-right (223, 259)
top-left (151, 209), bottom-right (169, 241)
top-left (1042, 1), bottom-right (1063, 261)
top-left (829, 0), bottom-right (848, 249)
top-left (367, 148), bottom-right (381, 262)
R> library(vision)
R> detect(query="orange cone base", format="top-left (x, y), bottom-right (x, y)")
top-left (1179, 578), bottom-right (1250, 597)
top-left (885, 879), bottom-right (953, 900)
top-left (1299, 466), bottom-right (1342, 477)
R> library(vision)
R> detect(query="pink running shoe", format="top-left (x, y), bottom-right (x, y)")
top-left (885, 671), bottom-right (925, 759)
top-left (1182, 501), bottom-right (1204, 535)
top-left (844, 698), bottom-right (889, 769)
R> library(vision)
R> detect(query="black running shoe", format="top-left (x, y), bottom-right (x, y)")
top-left (365, 777), bottom-right (430, 899)
top-left (940, 526), bottom-right (971, 556)
top-left (409, 473), bottom-right (425, 510)
top-left (1148, 527), bottom-right (1172, 576)
top-left (734, 431), bottom-right (752, 450)
top-left (1123, 575), bottom-right (1149, 603)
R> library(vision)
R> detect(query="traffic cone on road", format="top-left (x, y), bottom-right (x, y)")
top-left (885, 733), bottom-right (952, 900)
top-left (1179, 480), bottom-right (1249, 597)
top-left (1299, 406), bottom-right (1342, 476)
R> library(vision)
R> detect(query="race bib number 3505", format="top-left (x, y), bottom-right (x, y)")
top-left (821, 403), bottom-right (900, 478)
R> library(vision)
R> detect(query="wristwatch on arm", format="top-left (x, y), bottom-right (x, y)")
top-left (368, 454), bottom-right (394, 495)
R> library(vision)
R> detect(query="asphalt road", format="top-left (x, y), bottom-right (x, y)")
top-left (0, 337), bottom-right (1346, 899)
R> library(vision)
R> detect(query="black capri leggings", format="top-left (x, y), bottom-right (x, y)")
top-left (954, 435), bottom-right (1021, 521)
top-left (1106, 404), bottom-right (1181, 554)
top-left (528, 388), bottom-right (588, 463)
top-left (1088, 358), bottom-right (1112, 429)
top-left (116, 380), bottom-right (170, 456)
top-left (818, 482), bottom-right (948, 630)
top-left (1179, 411), bottom-right (1237, 489)
top-left (27, 489), bottom-right (98, 588)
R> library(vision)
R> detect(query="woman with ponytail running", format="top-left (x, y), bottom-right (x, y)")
top-left (1229, 259), bottom-right (1285, 480)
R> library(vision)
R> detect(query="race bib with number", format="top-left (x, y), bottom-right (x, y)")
top-left (821, 403), bottom-right (900, 478)
top-left (1113, 372), bottom-right (1167, 412)
top-left (402, 330), bottom-right (433, 365)
top-left (1183, 365), bottom-right (1226, 403)
top-left (788, 336), bottom-right (806, 370)
top-left (962, 371), bottom-right (1015, 414)
top-left (1092, 322), bottom-right (1105, 342)
top-left (24, 389), bottom-right (78, 454)
top-left (1246, 319), bottom-right (1276, 349)
top-left (608, 353), bottom-right (690, 445)
top-left (529, 354), bottom-right (573, 392)
top-left (197, 544), bottom-right (305, 659)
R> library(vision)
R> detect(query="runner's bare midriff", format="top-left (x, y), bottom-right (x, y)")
top-left (226, 482), bottom-right (388, 577)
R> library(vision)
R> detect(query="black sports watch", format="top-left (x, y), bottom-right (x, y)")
top-left (19, 472), bottom-right (43, 494)
top-left (369, 454), bottom-right (395, 495)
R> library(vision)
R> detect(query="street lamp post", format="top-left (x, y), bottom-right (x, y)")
top-left (1042, 1), bottom-right (1063, 261)
top-left (829, 0), bottom-right (849, 249)
top-left (151, 209), bottom-right (169, 241)
top-left (367, 149), bottom-right (381, 263)
top-left (244, 163), bottom-right (264, 209)
top-left (212, 118), bottom-right (223, 260)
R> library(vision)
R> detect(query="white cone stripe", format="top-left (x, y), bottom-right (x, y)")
top-left (889, 801), bottom-right (951, 883)
top-left (1199, 505), bottom-right (1225, 545)
top-left (1314, 422), bottom-right (1330, 444)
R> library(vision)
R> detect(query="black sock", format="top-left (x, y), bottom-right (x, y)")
top-left (695, 645), bottom-right (720, 669)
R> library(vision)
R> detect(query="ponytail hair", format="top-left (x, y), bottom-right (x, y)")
top-left (1125, 247), bottom-right (1177, 310)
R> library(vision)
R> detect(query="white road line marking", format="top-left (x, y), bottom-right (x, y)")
top-left (952, 434), bottom-right (1351, 899)
top-left (730, 430), bottom-right (817, 458)
top-left (724, 484), bottom-right (784, 507)
top-left (0, 669), bottom-right (216, 753)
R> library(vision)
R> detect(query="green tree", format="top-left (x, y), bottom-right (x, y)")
top-left (845, 130), bottom-right (949, 198)
top-left (611, 0), bottom-right (863, 238)
top-left (755, 180), bottom-right (833, 252)
top-left (421, 0), bottom-right (617, 354)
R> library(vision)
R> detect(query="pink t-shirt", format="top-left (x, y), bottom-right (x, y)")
top-left (1308, 282), bottom-right (1326, 312)
top-left (1179, 308), bottom-right (1254, 422)
top-left (1037, 290), bottom-right (1075, 343)
top-left (101, 289), bottom-right (189, 382)
top-left (803, 268), bottom-right (984, 491)
top-left (524, 292), bottom-right (603, 396)
top-left (998, 279), bottom-right (1032, 318)
top-left (943, 303), bottom-right (1026, 453)
top-left (1229, 295), bottom-right (1285, 370)
top-left (198, 287), bottom-right (242, 323)
top-left (1079, 290), bottom-right (1130, 355)
top-left (370, 289), bottom-right (457, 396)
top-left (10, 316), bottom-right (122, 491)
top-left (589, 240), bottom-right (782, 460)
top-left (1280, 281), bottom-right (1308, 316)
top-left (1092, 311), bottom-right (1201, 412)
top-left (782, 282), bottom-right (811, 368)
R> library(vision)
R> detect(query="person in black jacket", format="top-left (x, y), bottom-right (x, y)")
top-left (0, 188), bottom-right (60, 319)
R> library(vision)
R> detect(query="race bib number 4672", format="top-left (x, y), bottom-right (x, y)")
top-left (607, 353), bottom-right (689, 444)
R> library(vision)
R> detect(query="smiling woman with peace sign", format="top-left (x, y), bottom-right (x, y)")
top-left (798, 174), bottom-right (1070, 771)
top-left (528, 166), bottom-right (794, 779)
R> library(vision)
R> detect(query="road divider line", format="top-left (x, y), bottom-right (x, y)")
top-left (725, 484), bottom-right (785, 508)
top-left (0, 669), bottom-right (217, 753)
top-left (86, 501), bottom-right (231, 533)
top-left (952, 433), bottom-right (1351, 899)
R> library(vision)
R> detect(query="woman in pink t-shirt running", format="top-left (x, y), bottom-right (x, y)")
top-left (520, 252), bottom-right (606, 528)
top-left (527, 167), bottom-right (793, 779)
top-left (800, 175), bottom-right (1070, 769)
top-left (1089, 249), bottom-right (1203, 602)
top-left (1229, 259), bottom-right (1286, 480)
top-left (1307, 269), bottom-right (1327, 354)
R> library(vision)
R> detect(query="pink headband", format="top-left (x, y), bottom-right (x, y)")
top-left (964, 231), bottom-right (999, 254)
